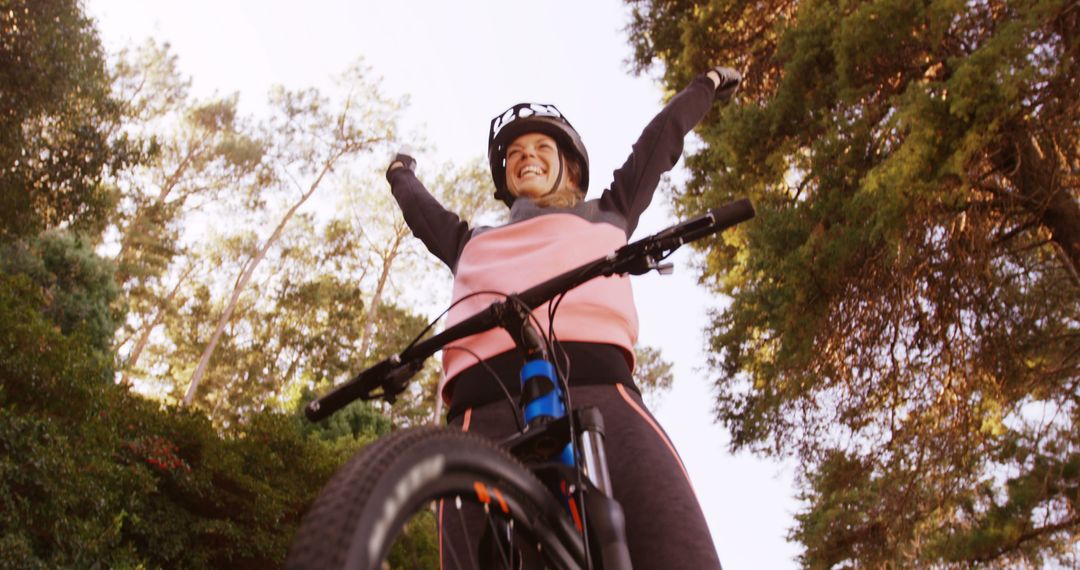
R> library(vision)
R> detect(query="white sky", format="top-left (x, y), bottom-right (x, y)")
top-left (86, 1), bottom-right (801, 566)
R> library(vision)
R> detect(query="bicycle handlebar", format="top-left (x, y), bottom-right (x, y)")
top-left (305, 198), bottom-right (755, 422)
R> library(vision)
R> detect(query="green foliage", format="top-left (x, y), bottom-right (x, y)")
top-left (108, 404), bottom-right (344, 568)
top-left (790, 450), bottom-right (884, 569)
top-left (146, 214), bottom-right (436, 424)
top-left (1, 230), bottom-right (121, 355)
top-left (299, 397), bottom-right (394, 445)
top-left (634, 344), bottom-right (675, 408)
top-left (627, 0), bottom-right (1080, 566)
top-left (387, 510), bottom-right (440, 569)
top-left (427, 157), bottom-right (508, 227)
top-left (928, 419), bottom-right (1080, 565)
top-left (0, 2), bottom-right (449, 565)
top-left (108, 42), bottom-right (268, 292)
top-left (0, 272), bottom-right (361, 567)
top-left (0, 0), bottom-right (139, 242)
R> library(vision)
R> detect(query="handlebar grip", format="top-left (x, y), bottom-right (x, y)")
top-left (678, 198), bottom-right (755, 245)
top-left (710, 198), bottom-right (755, 230)
top-left (305, 359), bottom-right (394, 421)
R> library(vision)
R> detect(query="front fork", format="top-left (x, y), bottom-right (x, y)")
top-left (500, 296), bottom-right (612, 489)
top-left (499, 297), bottom-right (633, 569)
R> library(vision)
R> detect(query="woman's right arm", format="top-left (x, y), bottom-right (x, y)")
top-left (387, 155), bottom-right (471, 271)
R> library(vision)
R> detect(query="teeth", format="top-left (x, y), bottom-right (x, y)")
top-left (519, 165), bottom-right (544, 177)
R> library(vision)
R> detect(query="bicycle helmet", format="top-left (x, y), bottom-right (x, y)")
top-left (488, 102), bottom-right (590, 207)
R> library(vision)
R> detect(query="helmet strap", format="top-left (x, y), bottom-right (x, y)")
top-left (547, 150), bottom-right (565, 196)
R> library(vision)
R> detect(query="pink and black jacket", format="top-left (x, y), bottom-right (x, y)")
top-left (387, 76), bottom-right (718, 416)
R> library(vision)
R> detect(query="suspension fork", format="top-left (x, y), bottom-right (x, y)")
top-left (497, 296), bottom-right (575, 465)
top-left (498, 296), bottom-right (633, 569)
top-left (496, 294), bottom-right (620, 488)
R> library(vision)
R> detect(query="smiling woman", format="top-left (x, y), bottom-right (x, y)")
top-left (486, 101), bottom-right (591, 208)
top-left (505, 133), bottom-right (584, 207)
top-left (382, 66), bottom-right (741, 569)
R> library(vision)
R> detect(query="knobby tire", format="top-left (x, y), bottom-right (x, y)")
top-left (286, 426), bottom-right (584, 569)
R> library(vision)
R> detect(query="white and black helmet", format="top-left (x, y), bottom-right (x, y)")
top-left (488, 103), bottom-right (590, 207)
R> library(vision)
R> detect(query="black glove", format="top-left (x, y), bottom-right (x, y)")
top-left (709, 66), bottom-right (741, 104)
top-left (385, 147), bottom-right (417, 182)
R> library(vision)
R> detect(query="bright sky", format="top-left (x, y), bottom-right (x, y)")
top-left (86, 1), bottom-right (801, 566)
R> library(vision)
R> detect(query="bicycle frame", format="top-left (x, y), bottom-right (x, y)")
top-left (304, 198), bottom-right (756, 569)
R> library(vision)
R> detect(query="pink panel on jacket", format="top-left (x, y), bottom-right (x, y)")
top-left (440, 213), bottom-right (638, 402)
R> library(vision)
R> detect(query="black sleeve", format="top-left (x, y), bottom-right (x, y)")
top-left (599, 75), bottom-right (717, 236)
top-left (388, 167), bottom-right (471, 271)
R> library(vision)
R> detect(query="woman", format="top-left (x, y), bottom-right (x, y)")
top-left (386, 65), bottom-right (740, 569)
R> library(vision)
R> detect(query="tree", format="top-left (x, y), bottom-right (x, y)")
top-left (337, 157), bottom-right (505, 424)
top-left (0, 269), bottom-right (351, 568)
top-left (138, 201), bottom-right (437, 426)
top-left (635, 344), bottom-right (675, 408)
top-left (0, 3), bottom-right (415, 565)
top-left (107, 42), bottom-right (265, 288)
top-left (626, 0), bottom-right (1079, 567)
top-left (181, 63), bottom-right (398, 407)
top-left (348, 157), bottom-right (506, 320)
top-left (104, 41), bottom-right (269, 387)
top-left (0, 231), bottom-right (121, 356)
top-left (0, 0), bottom-right (143, 242)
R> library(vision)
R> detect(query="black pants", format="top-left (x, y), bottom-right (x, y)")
top-left (439, 383), bottom-right (722, 569)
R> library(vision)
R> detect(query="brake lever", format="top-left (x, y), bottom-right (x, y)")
top-left (380, 360), bottom-right (424, 404)
top-left (618, 200), bottom-right (756, 277)
top-left (623, 250), bottom-right (675, 276)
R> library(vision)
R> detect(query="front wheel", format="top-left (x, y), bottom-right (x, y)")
top-left (287, 426), bottom-right (585, 569)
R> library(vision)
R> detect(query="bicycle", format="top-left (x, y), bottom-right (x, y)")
top-left (286, 198), bottom-right (755, 569)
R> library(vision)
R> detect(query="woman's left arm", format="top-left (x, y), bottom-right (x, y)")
top-left (601, 67), bottom-right (739, 236)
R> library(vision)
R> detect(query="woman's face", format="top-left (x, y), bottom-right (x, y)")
top-left (505, 132), bottom-right (561, 200)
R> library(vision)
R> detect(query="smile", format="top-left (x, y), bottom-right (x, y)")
top-left (518, 165), bottom-right (545, 177)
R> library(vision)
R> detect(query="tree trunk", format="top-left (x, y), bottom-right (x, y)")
top-left (120, 263), bottom-right (195, 386)
top-left (114, 140), bottom-right (209, 289)
top-left (1015, 133), bottom-right (1080, 286)
top-left (182, 152), bottom-right (342, 407)
top-left (355, 224), bottom-right (408, 363)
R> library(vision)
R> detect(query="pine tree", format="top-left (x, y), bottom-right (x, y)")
top-left (626, 0), bottom-right (1079, 566)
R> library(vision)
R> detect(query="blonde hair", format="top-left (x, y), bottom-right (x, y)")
top-left (533, 186), bottom-right (585, 208)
